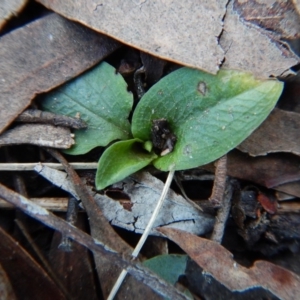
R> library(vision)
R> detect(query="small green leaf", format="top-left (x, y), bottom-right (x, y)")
top-left (143, 254), bottom-right (188, 286)
top-left (96, 139), bottom-right (157, 190)
top-left (132, 68), bottom-right (283, 171)
top-left (41, 62), bottom-right (133, 155)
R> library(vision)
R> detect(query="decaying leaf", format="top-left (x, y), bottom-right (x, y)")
top-left (233, 0), bottom-right (300, 40)
top-left (159, 227), bottom-right (300, 300)
top-left (0, 124), bottom-right (74, 148)
top-left (0, 0), bottom-right (28, 30)
top-left (0, 13), bottom-right (120, 134)
top-left (36, 0), bottom-right (226, 74)
top-left (204, 150), bottom-right (300, 198)
top-left (34, 164), bottom-right (80, 199)
top-left (0, 263), bottom-right (16, 300)
top-left (95, 171), bottom-right (214, 235)
top-left (0, 226), bottom-right (65, 300)
top-left (238, 108), bottom-right (300, 156)
top-left (220, 1), bottom-right (299, 78)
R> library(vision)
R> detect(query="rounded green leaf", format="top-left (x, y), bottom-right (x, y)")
top-left (132, 68), bottom-right (283, 171)
top-left (143, 254), bottom-right (188, 286)
top-left (96, 139), bottom-right (157, 190)
top-left (41, 62), bottom-right (133, 155)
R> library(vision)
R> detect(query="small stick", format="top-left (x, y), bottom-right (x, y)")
top-left (133, 66), bottom-right (146, 99)
top-left (108, 170), bottom-right (175, 300)
top-left (0, 162), bottom-right (98, 171)
top-left (16, 109), bottom-right (87, 129)
top-left (210, 181), bottom-right (233, 243)
top-left (209, 155), bottom-right (227, 207)
top-left (58, 198), bottom-right (79, 252)
top-left (15, 219), bottom-right (72, 300)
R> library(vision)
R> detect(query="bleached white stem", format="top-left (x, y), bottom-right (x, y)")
top-left (107, 169), bottom-right (175, 300)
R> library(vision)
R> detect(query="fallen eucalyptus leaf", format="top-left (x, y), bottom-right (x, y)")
top-left (93, 171), bottom-right (214, 236)
top-left (132, 68), bottom-right (283, 171)
top-left (0, 13), bottom-right (120, 134)
top-left (0, 0), bottom-right (27, 30)
top-left (96, 139), bottom-right (157, 190)
top-left (238, 108), bottom-right (300, 156)
top-left (36, 0), bottom-right (226, 74)
top-left (220, 1), bottom-right (299, 78)
top-left (0, 124), bottom-right (74, 148)
top-left (42, 62), bottom-right (133, 155)
top-left (158, 227), bottom-right (300, 300)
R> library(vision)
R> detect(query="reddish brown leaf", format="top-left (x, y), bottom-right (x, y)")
top-left (159, 227), bottom-right (300, 300)
top-left (257, 192), bottom-right (277, 214)
top-left (0, 13), bottom-right (120, 134)
top-left (238, 108), bottom-right (300, 156)
top-left (0, 226), bottom-right (65, 300)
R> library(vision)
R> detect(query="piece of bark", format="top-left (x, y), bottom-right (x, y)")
top-left (220, 1), bottom-right (299, 78)
top-left (0, 124), bottom-right (74, 148)
top-left (36, 0), bottom-right (226, 74)
top-left (16, 109), bottom-right (87, 129)
top-left (0, 0), bottom-right (28, 30)
top-left (0, 13), bottom-right (120, 134)
top-left (238, 108), bottom-right (300, 156)
top-left (0, 226), bottom-right (65, 300)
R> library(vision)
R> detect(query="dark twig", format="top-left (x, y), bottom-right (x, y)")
top-left (16, 109), bottom-right (87, 129)
top-left (210, 180), bottom-right (233, 243)
top-left (15, 219), bottom-right (72, 300)
top-left (209, 155), bottom-right (227, 207)
top-left (58, 197), bottom-right (79, 252)
top-left (133, 65), bottom-right (146, 99)
top-left (0, 183), bottom-right (189, 300)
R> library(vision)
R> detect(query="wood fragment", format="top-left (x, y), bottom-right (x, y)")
top-left (210, 181), bottom-right (233, 244)
top-left (209, 155), bottom-right (227, 207)
top-left (0, 124), bottom-right (74, 148)
top-left (16, 109), bottom-right (87, 129)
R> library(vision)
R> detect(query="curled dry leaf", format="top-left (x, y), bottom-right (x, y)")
top-left (238, 108), bottom-right (300, 156)
top-left (36, 0), bottom-right (226, 74)
top-left (0, 124), bottom-right (74, 148)
top-left (0, 0), bottom-right (28, 30)
top-left (158, 227), bottom-right (300, 300)
top-left (0, 13), bottom-right (120, 134)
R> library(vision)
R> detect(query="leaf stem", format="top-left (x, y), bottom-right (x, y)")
top-left (107, 169), bottom-right (175, 300)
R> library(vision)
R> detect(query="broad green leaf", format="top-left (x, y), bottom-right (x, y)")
top-left (132, 68), bottom-right (283, 171)
top-left (96, 139), bottom-right (157, 190)
top-left (41, 62), bottom-right (133, 155)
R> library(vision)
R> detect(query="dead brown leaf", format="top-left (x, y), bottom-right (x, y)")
top-left (0, 13), bottom-right (120, 134)
top-left (0, 226), bottom-right (65, 300)
top-left (0, 263), bottom-right (16, 300)
top-left (0, 0), bottom-right (28, 30)
top-left (159, 227), bottom-right (300, 300)
top-left (204, 150), bottom-right (300, 198)
top-left (0, 124), bottom-right (74, 148)
top-left (234, 0), bottom-right (300, 39)
top-left (36, 0), bottom-right (226, 74)
top-left (220, 1), bottom-right (299, 78)
top-left (238, 108), bottom-right (300, 156)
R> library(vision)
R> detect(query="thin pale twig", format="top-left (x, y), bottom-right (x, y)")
top-left (108, 170), bottom-right (175, 300)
